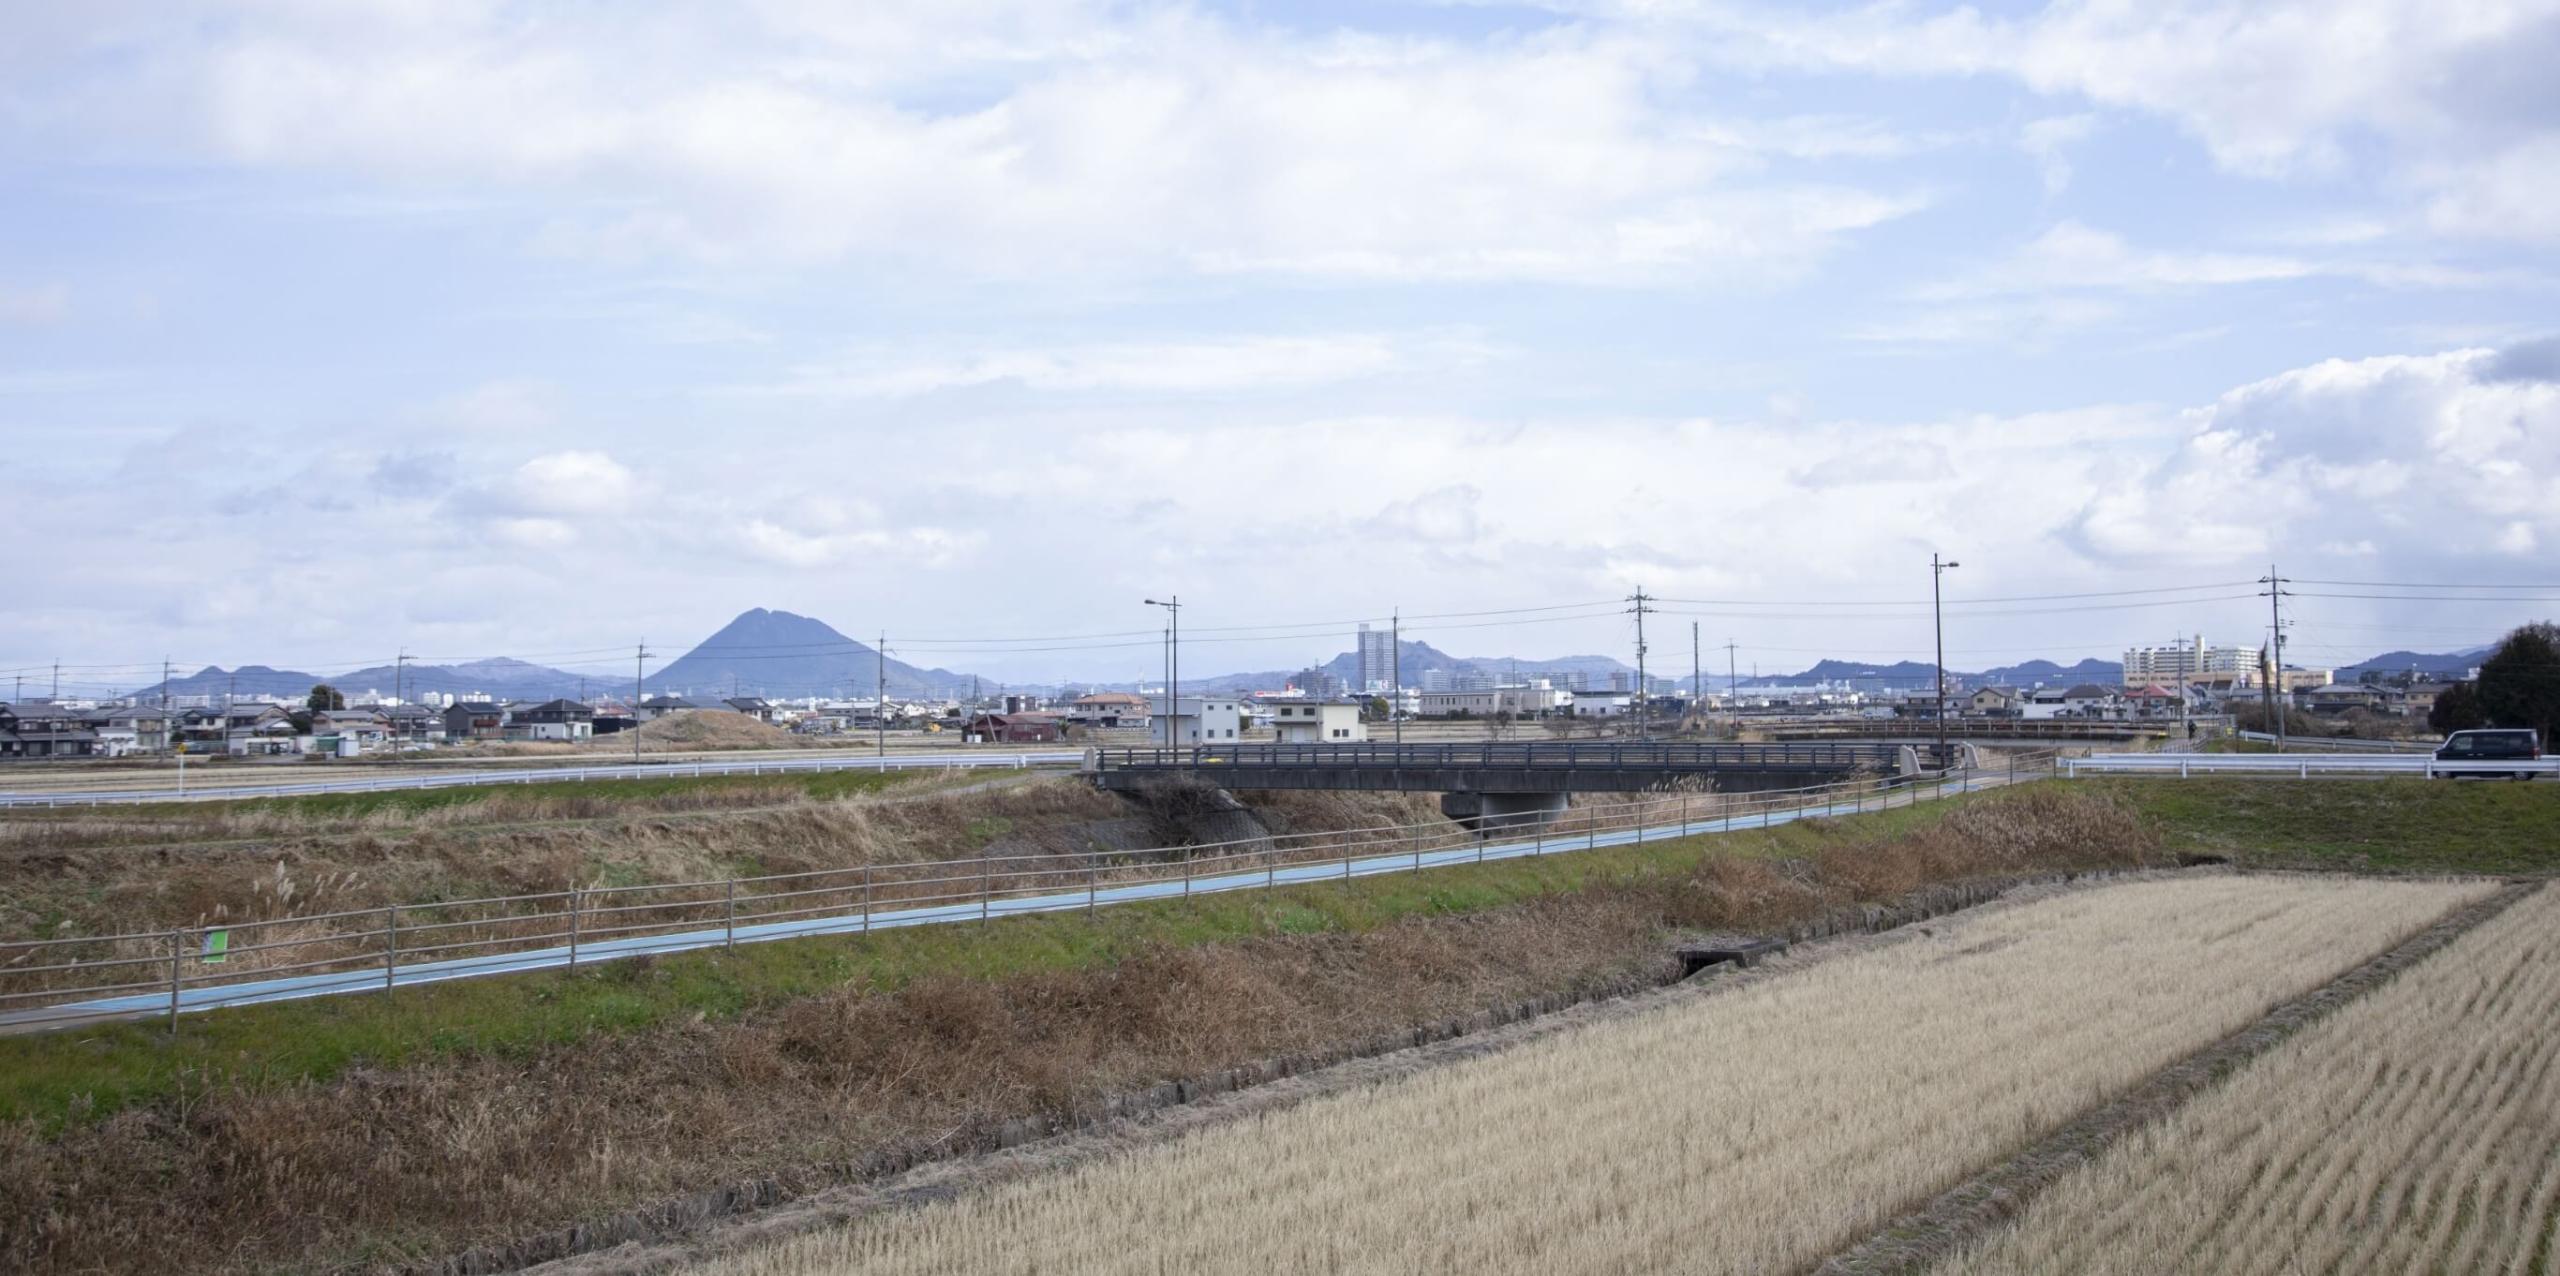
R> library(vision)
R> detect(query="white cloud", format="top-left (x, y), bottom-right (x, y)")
top-left (751, 334), bottom-right (1442, 399)
top-left (2017, 113), bottom-right (2094, 193)
top-left (1656, 0), bottom-right (2560, 240)
top-left (2071, 345), bottom-right (2560, 578)
top-left (35, 5), bottom-right (1926, 283)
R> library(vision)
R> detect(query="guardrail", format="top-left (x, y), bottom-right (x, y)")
top-left (0, 754), bottom-right (2061, 1034)
top-left (2233, 731), bottom-right (2441, 754)
top-left (1092, 740), bottom-right (1918, 773)
top-left (0, 749), bottom-right (1086, 808)
top-left (2064, 753), bottom-right (2557, 778)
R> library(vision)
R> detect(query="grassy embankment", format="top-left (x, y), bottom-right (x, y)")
top-left (2095, 776), bottom-right (2560, 875)
top-left (1, 777), bottom-right (2553, 1271)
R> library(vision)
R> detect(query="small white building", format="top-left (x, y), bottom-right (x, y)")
top-left (1568, 690), bottom-right (1632, 717)
top-left (1151, 696), bottom-right (1243, 746)
top-left (1270, 700), bottom-right (1367, 744)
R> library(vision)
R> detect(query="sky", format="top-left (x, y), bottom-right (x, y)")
top-left (3, 0), bottom-right (2557, 695)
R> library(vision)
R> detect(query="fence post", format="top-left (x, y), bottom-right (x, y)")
top-left (167, 930), bottom-right (183, 1032)
top-left (1184, 853), bottom-right (1193, 898)
top-left (1090, 856), bottom-right (1100, 914)
top-left (863, 863), bottom-right (873, 933)
top-left (383, 905), bottom-right (398, 994)
top-left (567, 888), bottom-right (581, 967)
top-left (981, 856), bottom-right (991, 924)
top-left (724, 879), bottom-right (736, 950)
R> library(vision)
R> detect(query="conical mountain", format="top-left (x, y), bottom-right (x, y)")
top-left (644, 609), bottom-right (967, 700)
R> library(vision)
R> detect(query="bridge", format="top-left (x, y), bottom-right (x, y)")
top-left (1088, 741), bottom-right (1933, 830)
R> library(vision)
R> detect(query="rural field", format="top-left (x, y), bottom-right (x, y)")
top-left (690, 875), bottom-right (2488, 1276)
top-left (1942, 880), bottom-right (2560, 1276)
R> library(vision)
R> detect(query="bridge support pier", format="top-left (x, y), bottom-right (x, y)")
top-left (1440, 790), bottom-right (1570, 836)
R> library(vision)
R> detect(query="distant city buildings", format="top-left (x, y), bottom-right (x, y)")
top-left (1356, 623), bottom-right (1395, 693)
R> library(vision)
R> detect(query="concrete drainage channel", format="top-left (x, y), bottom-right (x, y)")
top-left (429, 868), bottom-right (2141, 1276)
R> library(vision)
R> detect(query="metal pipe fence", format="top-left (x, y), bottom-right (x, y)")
top-left (0, 755), bottom-right (2061, 1033)
top-left (0, 749), bottom-right (1085, 809)
top-left (2067, 753), bottom-right (2556, 779)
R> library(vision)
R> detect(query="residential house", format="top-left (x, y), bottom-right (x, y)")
top-left (512, 699), bottom-right (596, 742)
top-left (2302, 684), bottom-right (2383, 715)
top-left (2061, 684), bottom-right (2127, 719)
top-left (82, 705), bottom-right (168, 756)
top-left (2395, 682), bottom-right (2453, 719)
top-left (638, 695), bottom-right (704, 721)
top-left (223, 704), bottom-right (301, 756)
top-left (312, 706), bottom-right (392, 755)
top-left (1271, 701), bottom-right (1367, 744)
top-left (722, 696), bottom-right (774, 723)
top-left (2019, 687), bottom-right (2071, 720)
top-left (965, 711), bottom-right (1065, 743)
top-left (0, 703), bottom-right (104, 759)
top-left (383, 704), bottom-right (446, 746)
top-left (1150, 696), bottom-right (1243, 746)
top-left (176, 705), bottom-right (232, 751)
top-left (1063, 692), bottom-right (1151, 729)
top-left (1968, 686), bottom-right (2023, 718)
top-left (442, 701), bottom-right (509, 742)
top-left (2123, 684), bottom-right (2185, 721)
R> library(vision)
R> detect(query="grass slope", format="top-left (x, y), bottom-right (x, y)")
top-left (2102, 776), bottom-right (2560, 874)
top-left (0, 792), bottom-right (1968, 1132)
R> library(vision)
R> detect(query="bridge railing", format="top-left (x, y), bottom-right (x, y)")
top-left (0, 754), bottom-right (2063, 1034)
top-left (1091, 740), bottom-right (1915, 773)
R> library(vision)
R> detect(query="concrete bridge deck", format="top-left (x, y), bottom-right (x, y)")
top-left (1087, 741), bottom-right (1926, 794)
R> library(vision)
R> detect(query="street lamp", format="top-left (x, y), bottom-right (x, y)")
top-left (1932, 554), bottom-right (1960, 770)
top-left (1145, 597), bottom-right (1181, 753)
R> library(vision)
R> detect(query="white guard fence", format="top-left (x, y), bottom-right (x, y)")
top-left (2232, 731), bottom-right (2441, 753)
top-left (2066, 753), bottom-right (2558, 779)
top-left (0, 756), bottom-right (2058, 1034)
top-left (0, 749), bottom-right (1087, 808)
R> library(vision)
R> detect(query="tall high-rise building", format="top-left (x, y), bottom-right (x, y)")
top-left (1356, 623), bottom-right (1395, 693)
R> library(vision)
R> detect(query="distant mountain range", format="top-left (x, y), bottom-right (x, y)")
top-left (1184, 639), bottom-right (1637, 695)
top-left (140, 656), bottom-right (610, 704)
top-left (118, 610), bottom-right (2501, 704)
top-left (2331, 646), bottom-right (2492, 681)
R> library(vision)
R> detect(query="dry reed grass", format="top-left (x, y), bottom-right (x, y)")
top-left (1940, 882), bottom-right (2560, 1275)
top-left (0, 787), bottom-right (2167, 1273)
top-left (692, 876), bottom-right (2491, 1276)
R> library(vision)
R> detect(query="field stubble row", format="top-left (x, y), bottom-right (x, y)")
top-left (695, 874), bottom-right (2494, 1276)
top-left (1941, 880), bottom-right (2560, 1275)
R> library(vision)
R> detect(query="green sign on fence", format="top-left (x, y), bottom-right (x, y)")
top-left (201, 929), bottom-right (229, 964)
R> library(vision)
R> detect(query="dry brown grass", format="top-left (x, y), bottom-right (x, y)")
top-left (697, 877), bottom-right (2489, 1276)
top-left (0, 776), bottom-right (1141, 946)
top-left (0, 787), bottom-right (2168, 1274)
top-left (1941, 882), bottom-right (2560, 1275)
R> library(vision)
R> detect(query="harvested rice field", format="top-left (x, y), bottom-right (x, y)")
top-left (691, 874), bottom-right (2491, 1276)
top-left (1940, 881), bottom-right (2560, 1276)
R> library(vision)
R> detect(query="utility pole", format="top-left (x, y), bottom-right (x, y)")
top-left (395, 651), bottom-right (409, 760)
top-left (1691, 622), bottom-right (1701, 724)
top-left (50, 660), bottom-right (59, 701)
top-left (1932, 553), bottom-right (1961, 769)
top-left (876, 632), bottom-right (887, 758)
top-left (161, 658), bottom-right (173, 754)
top-left (634, 643), bottom-right (650, 765)
top-left (1391, 607), bottom-right (1402, 747)
top-left (1145, 597), bottom-right (1181, 751)
top-left (2260, 566), bottom-right (2288, 751)
top-left (1725, 640), bottom-right (1739, 708)
top-left (1627, 588), bottom-right (1654, 742)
